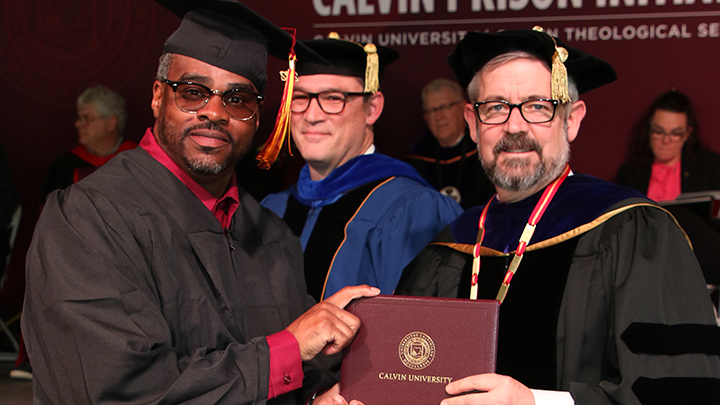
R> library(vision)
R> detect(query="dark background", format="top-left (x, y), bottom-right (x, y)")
top-left (2, 0), bottom-right (720, 333)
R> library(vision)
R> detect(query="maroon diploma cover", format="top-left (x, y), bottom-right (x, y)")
top-left (340, 295), bottom-right (499, 404)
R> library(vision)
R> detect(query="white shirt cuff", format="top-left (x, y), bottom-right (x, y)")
top-left (531, 389), bottom-right (574, 405)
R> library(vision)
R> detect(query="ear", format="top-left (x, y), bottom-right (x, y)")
top-left (365, 91), bottom-right (385, 125)
top-left (565, 100), bottom-right (586, 143)
top-left (107, 115), bottom-right (119, 133)
top-left (151, 80), bottom-right (164, 119)
top-left (464, 103), bottom-right (479, 144)
top-left (685, 125), bottom-right (693, 141)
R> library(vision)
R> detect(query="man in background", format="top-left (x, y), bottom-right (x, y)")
top-left (41, 85), bottom-right (136, 204)
top-left (406, 78), bottom-right (495, 209)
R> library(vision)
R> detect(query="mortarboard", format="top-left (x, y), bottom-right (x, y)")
top-left (448, 27), bottom-right (616, 102)
top-left (155, 0), bottom-right (328, 168)
top-left (296, 33), bottom-right (400, 94)
top-left (157, 0), bottom-right (326, 93)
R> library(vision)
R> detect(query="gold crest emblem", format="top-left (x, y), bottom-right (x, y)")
top-left (398, 331), bottom-right (435, 370)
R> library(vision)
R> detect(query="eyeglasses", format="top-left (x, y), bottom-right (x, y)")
top-left (473, 99), bottom-right (560, 125)
top-left (76, 114), bottom-right (106, 125)
top-left (290, 91), bottom-right (367, 115)
top-left (163, 80), bottom-right (264, 121)
top-left (423, 100), bottom-right (464, 116)
top-left (650, 127), bottom-right (686, 142)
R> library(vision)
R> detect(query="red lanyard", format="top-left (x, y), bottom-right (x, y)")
top-left (470, 164), bottom-right (571, 303)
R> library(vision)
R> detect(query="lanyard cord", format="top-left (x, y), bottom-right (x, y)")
top-left (470, 164), bottom-right (571, 303)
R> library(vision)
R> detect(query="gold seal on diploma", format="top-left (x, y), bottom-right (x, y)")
top-left (398, 331), bottom-right (435, 370)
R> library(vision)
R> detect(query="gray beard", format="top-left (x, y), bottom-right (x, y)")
top-left (480, 130), bottom-right (570, 192)
top-left (182, 149), bottom-right (227, 175)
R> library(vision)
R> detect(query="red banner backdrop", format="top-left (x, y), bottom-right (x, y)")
top-left (1, 0), bottom-right (719, 319)
top-left (242, 0), bottom-right (720, 181)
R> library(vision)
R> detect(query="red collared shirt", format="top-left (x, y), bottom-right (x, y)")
top-left (139, 128), bottom-right (303, 399)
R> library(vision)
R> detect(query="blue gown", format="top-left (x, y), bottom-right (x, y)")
top-left (262, 153), bottom-right (463, 301)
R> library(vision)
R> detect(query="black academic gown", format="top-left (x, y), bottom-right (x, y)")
top-left (22, 147), bottom-right (324, 404)
top-left (396, 173), bottom-right (720, 405)
top-left (405, 130), bottom-right (495, 209)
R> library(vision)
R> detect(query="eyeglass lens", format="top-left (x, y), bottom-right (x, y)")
top-left (650, 128), bottom-right (685, 141)
top-left (424, 101), bottom-right (461, 115)
top-left (475, 99), bottom-right (557, 124)
top-left (290, 91), bottom-right (364, 114)
top-left (170, 82), bottom-right (260, 120)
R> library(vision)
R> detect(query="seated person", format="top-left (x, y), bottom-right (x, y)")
top-left (617, 89), bottom-right (720, 285)
top-left (406, 78), bottom-right (495, 209)
top-left (616, 89), bottom-right (720, 201)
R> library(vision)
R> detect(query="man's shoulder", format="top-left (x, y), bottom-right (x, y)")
top-left (235, 189), bottom-right (299, 246)
top-left (260, 188), bottom-right (292, 216)
top-left (75, 148), bottom-right (158, 194)
top-left (363, 176), bottom-right (462, 219)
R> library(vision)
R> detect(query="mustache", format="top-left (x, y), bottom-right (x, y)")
top-left (493, 132), bottom-right (542, 156)
top-left (182, 122), bottom-right (234, 144)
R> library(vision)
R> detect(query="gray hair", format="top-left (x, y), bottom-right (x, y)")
top-left (156, 53), bottom-right (175, 81)
top-left (77, 85), bottom-right (127, 135)
top-left (467, 51), bottom-right (579, 117)
top-left (421, 78), bottom-right (465, 107)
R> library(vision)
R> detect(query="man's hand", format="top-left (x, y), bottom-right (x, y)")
top-left (441, 373), bottom-right (535, 405)
top-left (286, 285), bottom-right (380, 361)
top-left (313, 383), bottom-right (366, 405)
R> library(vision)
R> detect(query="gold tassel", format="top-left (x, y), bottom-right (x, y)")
top-left (533, 26), bottom-right (571, 104)
top-left (256, 53), bottom-right (297, 169)
top-left (363, 43), bottom-right (379, 94)
top-left (551, 47), bottom-right (571, 104)
top-left (328, 32), bottom-right (379, 94)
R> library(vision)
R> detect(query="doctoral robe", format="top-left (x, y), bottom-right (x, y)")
top-left (396, 173), bottom-right (720, 405)
top-left (40, 140), bottom-right (137, 204)
top-left (262, 153), bottom-right (462, 301)
top-left (23, 147), bottom-right (321, 404)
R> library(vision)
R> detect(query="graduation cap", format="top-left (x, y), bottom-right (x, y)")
top-left (448, 27), bottom-right (617, 102)
top-left (296, 33), bottom-right (400, 94)
top-left (155, 0), bottom-right (327, 168)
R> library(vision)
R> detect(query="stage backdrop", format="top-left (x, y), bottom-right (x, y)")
top-left (1, 0), bottom-right (719, 322)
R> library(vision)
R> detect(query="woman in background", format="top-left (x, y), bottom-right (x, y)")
top-left (617, 89), bottom-right (720, 201)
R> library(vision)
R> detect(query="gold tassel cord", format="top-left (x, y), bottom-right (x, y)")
top-left (533, 26), bottom-right (571, 104)
top-left (551, 47), bottom-right (571, 104)
top-left (363, 43), bottom-right (379, 94)
top-left (256, 54), bottom-right (297, 169)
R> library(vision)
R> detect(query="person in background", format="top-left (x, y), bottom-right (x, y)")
top-left (617, 90), bottom-right (720, 287)
top-left (40, 85), bottom-right (137, 204)
top-left (394, 28), bottom-right (720, 405)
top-left (21, 1), bottom-right (378, 403)
top-left (616, 89), bottom-right (720, 201)
top-left (261, 35), bottom-right (462, 304)
top-left (12, 85), bottom-right (137, 381)
top-left (406, 78), bottom-right (495, 209)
